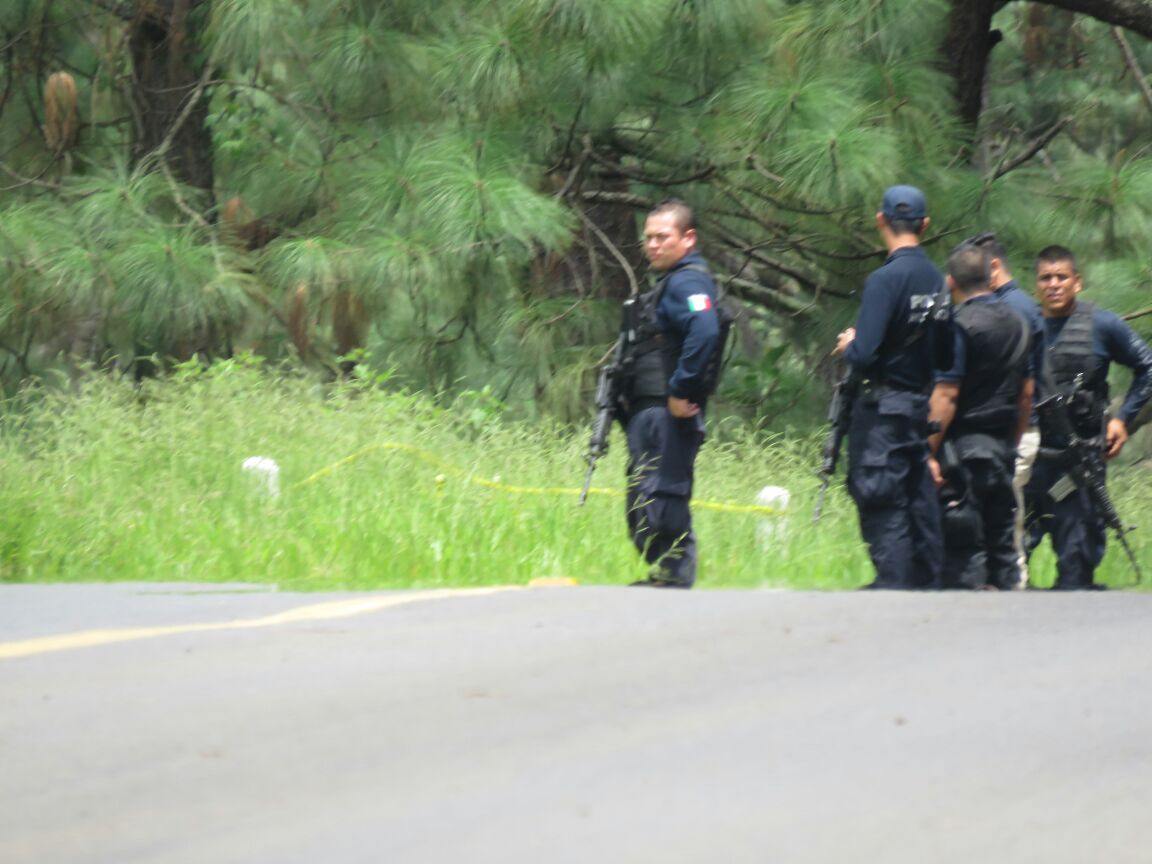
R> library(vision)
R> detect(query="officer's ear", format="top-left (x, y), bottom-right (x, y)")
top-left (946, 274), bottom-right (962, 305)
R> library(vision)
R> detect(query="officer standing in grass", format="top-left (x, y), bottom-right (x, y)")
top-left (833, 185), bottom-right (950, 590)
top-left (622, 198), bottom-right (720, 588)
top-left (927, 241), bottom-right (1033, 590)
top-left (1025, 245), bottom-right (1152, 590)
top-left (965, 233), bottom-right (1045, 588)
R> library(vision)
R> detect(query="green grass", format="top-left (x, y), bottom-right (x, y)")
top-left (0, 359), bottom-right (1147, 591)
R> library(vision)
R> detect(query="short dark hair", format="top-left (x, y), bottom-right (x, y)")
top-left (649, 198), bottom-right (696, 233)
top-left (1035, 244), bottom-right (1077, 273)
top-left (948, 242), bottom-right (990, 294)
top-left (884, 216), bottom-right (926, 237)
top-left (964, 231), bottom-right (1007, 263)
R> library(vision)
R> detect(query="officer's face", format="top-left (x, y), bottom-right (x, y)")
top-left (1036, 259), bottom-right (1082, 318)
top-left (643, 213), bottom-right (695, 271)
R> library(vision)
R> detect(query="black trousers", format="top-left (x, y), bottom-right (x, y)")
top-left (624, 405), bottom-right (704, 587)
top-left (847, 390), bottom-right (942, 589)
top-left (1025, 457), bottom-right (1107, 588)
top-left (941, 434), bottom-right (1019, 590)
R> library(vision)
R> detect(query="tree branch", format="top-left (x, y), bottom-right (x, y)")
top-left (725, 277), bottom-right (818, 316)
top-left (990, 118), bottom-right (1070, 180)
top-left (574, 206), bottom-right (639, 296)
top-left (0, 160), bottom-right (61, 192)
top-left (1110, 26), bottom-right (1152, 113)
top-left (1122, 305), bottom-right (1152, 321)
top-left (132, 59), bottom-right (215, 178)
top-left (585, 147), bottom-right (715, 187)
top-left (1039, 0), bottom-right (1152, 37)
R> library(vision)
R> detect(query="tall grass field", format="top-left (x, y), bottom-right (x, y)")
top-left (1, 358), bottom-right (1147, 591)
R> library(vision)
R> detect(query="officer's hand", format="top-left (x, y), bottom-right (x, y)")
top-left (833, 327), bottom-right (856, 357)
top-left (834, 331), bottom-right (861, 359)
top-left (1105, 418), bottom-right (1129, 459)
top-left (667, 396), bottom-right (700, 418)
top-left (927, 456), bottom-right (944, 489)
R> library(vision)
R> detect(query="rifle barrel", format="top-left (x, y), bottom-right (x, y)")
top-left (1115, 531), bottom-right (1145, 584)
top-left (812, 477), bottom-right (830, 523)
top-left (578, 463), bottom-right (596, 506)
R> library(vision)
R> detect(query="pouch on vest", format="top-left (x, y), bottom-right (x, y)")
top-left (624, 262), bottom-right (735, 402)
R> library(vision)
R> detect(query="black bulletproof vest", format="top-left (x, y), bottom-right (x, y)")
top-left (1043, 301), bottom-right (1105, 440)
top-left (623, 283), bottom-right (668, 402)
top-left (951, 300), bottom-right (1030, 436)
top-left (622, 263), bottom-right (714, 402)
top-left (1047, 301), bottom-right (1100, 394)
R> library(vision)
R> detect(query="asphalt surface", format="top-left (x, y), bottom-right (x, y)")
top-left (3, 582), bottom-right (1152, 864)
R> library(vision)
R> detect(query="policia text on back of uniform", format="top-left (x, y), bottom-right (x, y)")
top-left (832, 185), bottom-right (953, 590)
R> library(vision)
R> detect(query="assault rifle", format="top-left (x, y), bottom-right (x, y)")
top-left (579, 308), bottom-right (632, 505)
top-left (1036, 380), bottom-right (1144, 583)
top-left (813, 366), bottom-right (859, 522)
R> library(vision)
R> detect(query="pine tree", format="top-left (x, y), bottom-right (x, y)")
top-left (0, 0), bottom-right (1150, 426)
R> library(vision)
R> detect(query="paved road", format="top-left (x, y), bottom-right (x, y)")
top-left (3, 583), bottom-right (1152, 864)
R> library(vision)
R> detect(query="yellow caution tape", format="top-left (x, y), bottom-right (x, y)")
top-left (296, 441), bottom-right (786, 515)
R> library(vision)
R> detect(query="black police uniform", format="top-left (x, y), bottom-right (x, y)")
top-left (1026, 302), bottom-right (1152, 589)
top-left (994, 279), bottom-right (1046, 404)
top-left (622, 251), bottom-right (720, 588)
top-left (843, 246), bottom-right (947, 589)
top-left (935, 295), bottom-right (1032, 590)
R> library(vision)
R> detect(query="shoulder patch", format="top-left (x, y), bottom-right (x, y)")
top-left (687, 294), bottom-right (713, 312)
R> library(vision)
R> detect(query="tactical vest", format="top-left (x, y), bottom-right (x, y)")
top-left (1042, 301), bottom-right (1105, 440)
top-left (621, 283), bottom-right (668, 404)
top-left (620, 263), bottom-right (731, 407)
top-left (950, 300), bottom-right (1031, 437)
top-left (1046, 301), bottom-right (1099, 393)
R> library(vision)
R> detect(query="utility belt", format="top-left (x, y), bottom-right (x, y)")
top-left (859, 378), bottom-right (928, 404)
top-left (950, 417), bottom-right (1017, 440)
top-left (629, 396), bottom-right (667, 414)
top-left (948, 430), bottom-right (1014, 461)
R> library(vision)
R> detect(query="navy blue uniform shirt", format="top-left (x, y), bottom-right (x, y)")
top-left (656, 251), bottom-right (720, 401)
top-left (844, 245), bottom-right (945, 391)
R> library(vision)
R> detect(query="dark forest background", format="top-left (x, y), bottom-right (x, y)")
top-left (4, 0), bottom-right (1152, 429)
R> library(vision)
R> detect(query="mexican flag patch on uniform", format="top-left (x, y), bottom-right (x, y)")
top-left (687, 294), bottom-right (712, 312)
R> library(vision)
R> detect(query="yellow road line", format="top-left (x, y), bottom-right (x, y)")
top-left (0, 587), bottom-right (520, 661)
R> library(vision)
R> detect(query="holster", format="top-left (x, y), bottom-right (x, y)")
top-left (938, 440), bottom-right (982, 549)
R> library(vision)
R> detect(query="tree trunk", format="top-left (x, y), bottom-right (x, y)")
top-left (944, 0), bottom-right (1152, 134)
top-left (128, 0), bottom-right (215, 207)
top-left (943, 0), bottom-right (1002, 131)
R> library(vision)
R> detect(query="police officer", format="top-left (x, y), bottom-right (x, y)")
top-left (623, 198), bottom-right (721, 588)
top-left (927, 241), bottom-right (1033, 590)
top-left (964, 233), bottom-right (1045, 588)
top-left (833, 185), bottom-right (951, 590)
top-left (1025, 245), bottom-right (1152, 590)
